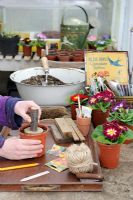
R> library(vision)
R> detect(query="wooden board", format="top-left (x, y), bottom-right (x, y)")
top-left (0, 119), bottom-right (103, 192)
top-left (55, 118), bottom-right (72, 137)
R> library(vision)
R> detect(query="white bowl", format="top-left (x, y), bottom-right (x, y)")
top-left (10, 67), bottom-right (85, 106)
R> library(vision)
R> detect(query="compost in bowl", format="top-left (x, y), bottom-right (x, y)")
top-left (10, 67), bottom-right (85, 106)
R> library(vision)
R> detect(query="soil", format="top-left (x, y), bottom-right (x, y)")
top-left (21, 75), bottom-right (65, 86)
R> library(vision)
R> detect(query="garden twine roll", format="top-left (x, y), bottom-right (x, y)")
top-left (66, 143), bottom-right (95, 174)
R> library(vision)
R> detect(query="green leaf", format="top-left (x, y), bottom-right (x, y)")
top-left (125, 129), bottom-right (133, 139)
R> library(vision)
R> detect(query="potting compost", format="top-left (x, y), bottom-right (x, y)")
top-left (21, 75), bottom-right (65, 85)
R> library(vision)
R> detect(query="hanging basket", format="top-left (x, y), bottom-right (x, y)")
top-left (60, 6), bottom-right (94, 50)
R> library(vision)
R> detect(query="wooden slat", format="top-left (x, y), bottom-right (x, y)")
top-left (55, 118), bottom-right (72, 137)
top-left (65, 118), bottom-right (80, 141)
top-left (66, 118), bottom-right (85, 141)
top-left (49, 124), bottom-right (73, 144)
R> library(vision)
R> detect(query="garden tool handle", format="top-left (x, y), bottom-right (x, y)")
top-left (61, 5), bottom-right (89, 25)
top-left (41, 57), bottom-right (49, 72)
top-left (30, 107), bottom-right (39, 131)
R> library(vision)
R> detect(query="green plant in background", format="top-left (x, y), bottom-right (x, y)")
top-left (87, 34), bottom-right (113, 51)
top-left (18, 37), bottom-right (33, 46)
top-left (32, 32), bottom-right (47, 48)
top-left (0, 32), bottom-right (19, 38)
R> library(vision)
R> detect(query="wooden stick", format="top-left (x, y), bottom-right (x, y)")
top-left (78, 95), bottom-right (82, 117)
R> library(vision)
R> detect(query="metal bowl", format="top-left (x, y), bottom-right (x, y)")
top-left (10, 67), bottom-right (85, 106)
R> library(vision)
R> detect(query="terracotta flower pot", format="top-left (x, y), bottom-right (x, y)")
top-left (23, 45), bottom-right (32, 56)
top-left (72, 53), bottom-right (83, 62)
top-left (76, 116), bottom-right (91, 136)
top-left (36, 46), bottom-right (45, 57)
top-left (47, 54), bottom-right (57, 61)
top-left (92, 109), bottom-right (109, 128)
top-left (97, 142), bottom-right (121, 169)
top-left (19, 123), bottom-right (48, 157)
top-left (57, 54), bottom-right (70, 62)
top-left (70, 104), bottom-right (78, 120)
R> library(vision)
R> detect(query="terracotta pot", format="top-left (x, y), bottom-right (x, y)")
top-left (72, 53), bottom-right (83, 62)
top-left (70, 104), bottom-right (78, 120)
top-left (47, 54), bottom-right (56, 61)
top-left (36, 46), bottom-right (45, 57)
top-left (19, 123), bottom-right (48, 157)
top-left (57, 54), bottom-right (70, 62)
top-left (76, 116), bottom-right (91, 136)
top-left (23, 45), bottom-right (32, 56)
top-left (97, 142), bottom-right (121, 169)
top-left (92, 109), bottom-right (109, 128)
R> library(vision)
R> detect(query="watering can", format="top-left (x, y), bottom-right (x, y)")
top-left (60, 5), bottom-right (94, 50)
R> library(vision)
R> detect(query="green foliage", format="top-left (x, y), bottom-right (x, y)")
top-left (108, 109), bottom-right (133, 125)
top-left (0, 32), bottom-right (19, 38)
top-left (91, 102), bottom-right (111, 113)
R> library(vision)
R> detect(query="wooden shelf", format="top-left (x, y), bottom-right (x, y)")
top-left (0, 54), bottom-right (85, 71)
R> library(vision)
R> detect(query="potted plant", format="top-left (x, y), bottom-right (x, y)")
top-left (33, 32), bottom-right (47, 57)
top-left (0, 32), bottom-right (20, 56)
top-left (88, 90), bottom-right (115, 127)
top-left (91, 120), bottom-right (133, 168)
top-left (107, 100), bottom-right (133, 143)
top-left (69, 91), bottom-right (89, 120)
top-left (87, 34), bottom-right (113, 51)
top-left (18, 37), bottom-right (33, 56)
top-left (20, 123), bottom-right (48, 157)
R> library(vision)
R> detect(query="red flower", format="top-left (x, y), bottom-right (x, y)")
top-left (103, 124), bottom-right (121, 141)
top-left (103, 121), bottom-right (127, 141)
top-left (70, 94), bottom-right (89, 103)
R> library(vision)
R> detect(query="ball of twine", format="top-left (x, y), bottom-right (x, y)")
top-left (66, 143), bottom-right (94, 174)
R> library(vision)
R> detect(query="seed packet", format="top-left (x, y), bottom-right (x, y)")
top-left (45, 157), bottom-right (68, 172)
top-left (47, 144), bottom-right (66, 157)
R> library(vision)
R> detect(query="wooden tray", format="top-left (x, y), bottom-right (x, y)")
top-left (0, 119), bottom-right (103, 192)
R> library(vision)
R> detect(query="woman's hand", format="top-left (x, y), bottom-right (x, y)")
top-left (14, 100), bottom-right (41, 122)
top-left (0, 137), bottom-right (43, 160)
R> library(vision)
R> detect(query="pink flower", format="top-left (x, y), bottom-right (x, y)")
top-left (87, 35), bottom-right (97, 41)
top-left (37, 33), bottom-right (47, 39)
top-left (89, 97), bottom-right (97, 105)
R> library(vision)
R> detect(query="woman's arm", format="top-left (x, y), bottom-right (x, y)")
top-left (0, 96), bottom-right (22, 129)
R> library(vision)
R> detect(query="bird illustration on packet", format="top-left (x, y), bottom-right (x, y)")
top-left (47, 144), bottom-right (66, 157)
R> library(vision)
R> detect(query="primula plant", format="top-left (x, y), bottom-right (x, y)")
top-left (33, 32), bottom-right (47, 48)
top-left (88, 90), bottom-right (115, 112)
top-left (108, 100), bottom-right (133, 125)
top-left (18, 37), bottom-right (33, 46)
top-left (69, 91), bottom-right (89, 105)
top-left (92, 121), bottom-right (133, 144)
top-left (87, 34), bottom-right (112, 51)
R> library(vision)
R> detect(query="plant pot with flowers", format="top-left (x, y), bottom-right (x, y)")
top-left (18, 37), bottom-right (33, 57)
top-left (88, 90), bottom-right (115, 128)
top-left (33, 32), bottom-right (47, 57)
top-left (69, 91), bottom-right (89, 120)
top-left (107, 100), bottom-right (133, 144)
top-left (87, 34), bottom-right (113, 51)
top-left (91, 120), bottom-right (133, 169)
